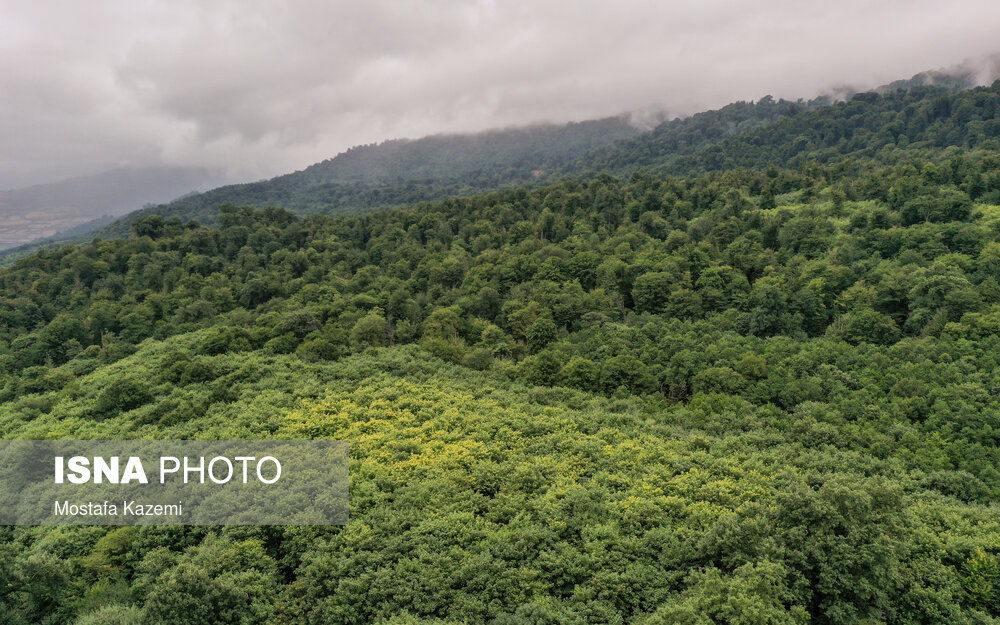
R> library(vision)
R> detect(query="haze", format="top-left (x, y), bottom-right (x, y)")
top-left (2, 0), bottom-right (999, 189)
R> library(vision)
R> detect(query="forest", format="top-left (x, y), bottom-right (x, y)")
top-left (88, 80), bottom-right (1000, 244)
top-left (3, 81), bottom-right (1000, 623)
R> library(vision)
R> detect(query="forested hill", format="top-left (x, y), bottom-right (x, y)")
top-left (89, 94), bottom-right (820, 234)
top-left (5, 72), bottom-right (992, 260)
top-left (875, 54), bottom-right (999, 94)
top-left (302, 118), bottom-right (641, 181)
top-left (665, 82), bottom-right (1000, 174)
top-left (89, 80), bottom-right (1000, 242)
top-left (566, 95), bottom-right (815, 174)
top-left (578, 82), bottom-right (1000, 176)
top-left (5, 146), bottom-right (1000, 620)
top-left (84, 116), bottom-right (639, 239)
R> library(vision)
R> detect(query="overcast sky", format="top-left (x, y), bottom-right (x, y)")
top-left (2, 0), bottom-right (999, 189)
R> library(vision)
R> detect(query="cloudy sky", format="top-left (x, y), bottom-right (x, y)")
top-left (2, 0), bottom-right (999, 189)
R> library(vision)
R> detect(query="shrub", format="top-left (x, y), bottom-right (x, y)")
top-left (94, 377), bottom-right (153, 418)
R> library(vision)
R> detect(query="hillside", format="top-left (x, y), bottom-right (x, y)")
top-left (85, 117), bottom-right (639, 240)
top-left (86, 79), bottom-right (1000, 247)
top-left (5, 129), bottom-right (1000, 621)
top-left (4, 71), bottom-right (992, 264)
top-left (666, 83), bottom-right (1000, 174)
top-left (567, 95), bottom-right (815, 174)
top-left (4, 338), bottom-right (999, 623)
top-left (88, 97), bottom-right (818, 239)
top-left (574, 82), bottom-right (1000, 177)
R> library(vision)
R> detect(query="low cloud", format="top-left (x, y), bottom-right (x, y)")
top-left (2, 0), bottom-right (999, 188)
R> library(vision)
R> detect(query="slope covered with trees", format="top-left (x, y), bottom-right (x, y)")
top-left (79, 80), bottom-right (1000, 248)
top-left (667, 83), bottom-right (1000, 174)
top-left (571, 83), bottom-right (1000, 177)
top-left (4, 110), bottom-right (1000, 622)
top-left (7, 73), bottom-right (991, 264)
top-left (86, 117), bottom-right (639, 240)
top-left (568, 95), bottom-right (815, 174)
top-left (4, 341), bottom-right (999, 624)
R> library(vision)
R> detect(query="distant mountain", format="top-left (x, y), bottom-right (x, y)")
top-left (88, 117), bottom-right (640, 238)
top-left (305, 119), bottom-right (641, 182)
top-left (6, 63), bottom-right (998, 258)
top-left (566, 96), bottom-right (821, 175)
top-left (875, 54), bottom-right (1000, 94)
top-left (110, 69), bottom-right (997, 241)
top-left (0, 166), bottom-right (223, 249)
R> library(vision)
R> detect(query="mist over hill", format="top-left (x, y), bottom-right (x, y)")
top-left (5, 62), bottom-right (995, 261)
top-left (78, 116), bottom-right (639, 240)
top-left (92, 74), bottom-right (1000, 243)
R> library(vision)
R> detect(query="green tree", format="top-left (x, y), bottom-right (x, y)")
top-left (351, 312), bottom-right (389, 349)
top-left (827, 308), bottom-right (900, 345)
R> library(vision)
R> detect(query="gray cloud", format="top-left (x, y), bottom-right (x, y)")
top-left (2, 0), bottom-right (999, 188)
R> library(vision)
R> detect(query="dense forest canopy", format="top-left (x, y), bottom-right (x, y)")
top-left (4, 80), bottom-right (1000, 623)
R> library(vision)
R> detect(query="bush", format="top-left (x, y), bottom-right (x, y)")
top-left (827, 308), bottom-right (900, 345)
top-left (94, 377), bottom-right (153, 418)
top-left (265, 332), bottom-right (300, 354)
top-left (179, 360), bottom-right (217, 385)
top-left (73, 604), bottom-right (144, 625)
top-left (296, 338), bottom-right (345, 362)
top-left (200, 327), bottom-right (252, 355)
top-left (461, 347), bottom-right (493, 371)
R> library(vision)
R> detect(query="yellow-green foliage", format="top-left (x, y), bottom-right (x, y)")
top-left (9, 334), bottom-right (998, 623)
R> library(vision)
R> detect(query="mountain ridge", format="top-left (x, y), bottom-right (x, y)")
top-left (2, 64), bottom-right (994, 262)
